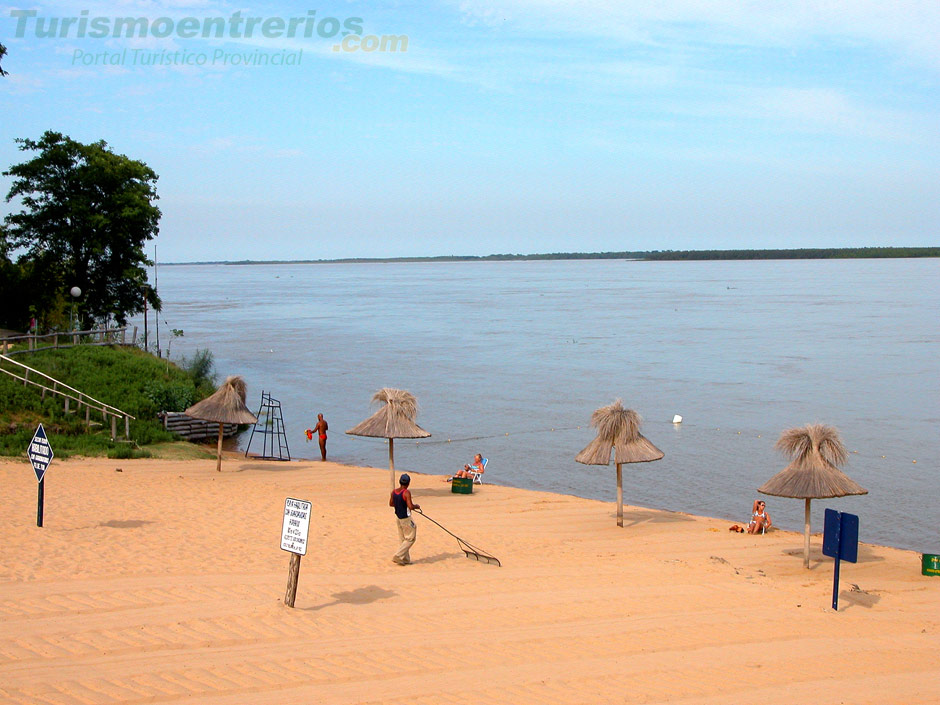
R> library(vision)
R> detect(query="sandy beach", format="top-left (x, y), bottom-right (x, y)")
top-left (1, 455), bottom-right (937, 705)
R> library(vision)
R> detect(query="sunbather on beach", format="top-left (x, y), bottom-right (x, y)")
top-left (445, 453), bottom-right (485, 481)
top-left (747, 500), bottom-right (772, 534)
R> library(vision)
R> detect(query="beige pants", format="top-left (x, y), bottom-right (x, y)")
top-left (394, 516), bottom-right (416, 563)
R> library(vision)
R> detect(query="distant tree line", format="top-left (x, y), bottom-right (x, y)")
top-left (175, 246), bottom-right (938, 266)
top-left (639, 247), bottom-right (940, 260)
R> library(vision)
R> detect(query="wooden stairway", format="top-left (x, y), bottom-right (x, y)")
top-left (0, 354), bottom-right (135, 440)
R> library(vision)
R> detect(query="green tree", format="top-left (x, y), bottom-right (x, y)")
top-left (2, 131), bottom-right (161, 328)
top-left (0, 42), bottom-right (8, 76)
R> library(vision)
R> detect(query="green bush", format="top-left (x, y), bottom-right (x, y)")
top-left (142, 379), bottom-right (197, 414)
top-left (129, 420), bottom-right (176, 445)
top-left (107, 445), bottom-right (152, 459)
top-left (184, 348), bottom-right (216, 387)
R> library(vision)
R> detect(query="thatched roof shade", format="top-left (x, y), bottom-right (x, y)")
top-left (185, 375), bottom-right (258, 425)
top-left (576, 401), bottom-right (664, 465)
top-left (759, 424), bottom-right (867, 499)
top-left (346, 388), bottom-right (430, 439)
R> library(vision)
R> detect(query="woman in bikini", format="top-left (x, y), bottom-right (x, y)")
top-left (445, 453), bottom-right (485, 481)
top-left (747, 500), bottom-right (772, 534)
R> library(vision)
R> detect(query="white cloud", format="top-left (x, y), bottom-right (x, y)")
top-left (454, 0), bottom-right (940, 70)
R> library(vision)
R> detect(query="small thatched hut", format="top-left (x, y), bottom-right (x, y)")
top-left (347, 388), bottom-right (430, 490)
top-left (576, 400), bottom-right (664, 527)
top-left (759, 423), bottom-right (867, 568)
top-left (185, 375), bottom-right (258, 472)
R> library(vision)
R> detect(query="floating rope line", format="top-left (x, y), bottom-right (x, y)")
top-left (415, 509), bottom-right (501, 566)
top-left (341, 421), bottom-right (914, 462)
top-left (342, 426), bottom-right (584, 447)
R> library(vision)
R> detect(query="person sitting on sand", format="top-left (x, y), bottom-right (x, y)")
top-left (445, 453), bottom-right (485, 481)
top-left (747, 500), bottom-right (772, 534)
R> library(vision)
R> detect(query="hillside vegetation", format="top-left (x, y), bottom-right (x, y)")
top-left (0, 346), bottom-right (217, 458)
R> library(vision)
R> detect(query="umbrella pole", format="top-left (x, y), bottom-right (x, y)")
top-left (616, 463), bottom-right (623, 527)
top-left (216, 422), bottom-right (224, 472)
top-left (804, 498), bottom-right (812, 569)
top-left (389, 438), bottom-right (395, 491)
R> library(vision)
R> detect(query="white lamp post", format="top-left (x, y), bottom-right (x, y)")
top-left (70, 286), bottom-right (81, 331)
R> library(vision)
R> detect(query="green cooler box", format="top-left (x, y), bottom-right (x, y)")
top-left (922, 554), bottom-right (940, 576)
top-left (451, 477), bottom-right (473, 494)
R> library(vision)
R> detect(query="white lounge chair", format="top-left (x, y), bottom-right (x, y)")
top-left (467, 457), bottom-right (488, 484)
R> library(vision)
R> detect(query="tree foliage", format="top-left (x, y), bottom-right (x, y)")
top-left (2, 131), bottom-right (161, 329)
top-left (0, 42), bottom-right (8, 76)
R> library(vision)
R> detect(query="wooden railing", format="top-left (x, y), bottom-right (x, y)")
top-left (0, 353), bottom-right (135, 439)
top-left (0, 326), bottom-right (137, 355)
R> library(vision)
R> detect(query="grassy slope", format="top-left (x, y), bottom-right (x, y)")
top-left (0, 346), bottom-right (215, 459)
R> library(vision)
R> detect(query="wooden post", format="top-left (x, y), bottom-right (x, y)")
top-left (85, 406), bottom-right (91, 426)
top-left (804, 498), bottom-right (812, 569)
top-left (388, 438), bottom-right (396, 491)
top-left (284, 552), bottom-right (301, 608)
top-left (64, 397), bottom-right (70, 413)
top-left (54, 334), bottom-right (59, 349)
top-left (23, 369), bottom-right (28, 387)
top-left (125, 416), bottom-right (130, 439)
top-left (216, 422), bottom-right (224, 472)
top-left (110, 415), bottom-right (117, 440)
top-left (616, 463), bottom-right (623, 528)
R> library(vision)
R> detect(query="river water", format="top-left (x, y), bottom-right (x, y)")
top-left (145, 258), bottom-right (939, 551)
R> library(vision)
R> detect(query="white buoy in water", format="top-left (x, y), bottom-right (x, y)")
top-left (672, 415), bottom-right (683, 424)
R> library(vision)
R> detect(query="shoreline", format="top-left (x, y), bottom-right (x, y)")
top-left (2, 456), bottom-right (937, 704)
top-left (2, 451), bottom-right (925, 559)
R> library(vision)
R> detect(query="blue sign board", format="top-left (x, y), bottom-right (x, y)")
top-left (822, 508), bottom-right (860, 611)
top-left (29, 423), bottom-right (54, 483)
top-left (823, 508), bottom-right (859, 563)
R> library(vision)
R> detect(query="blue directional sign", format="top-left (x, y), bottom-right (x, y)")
top-left (29, 423), bottom-right (54, 483)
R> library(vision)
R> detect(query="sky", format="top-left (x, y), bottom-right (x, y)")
top-left (1, 1), bottom-right (938, 261)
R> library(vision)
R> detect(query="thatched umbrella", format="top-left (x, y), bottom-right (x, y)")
top-left (576, 400), bottom-right (664, 527)
top-left (185, 375), bottom-right (258, 472)
top-left (346, 388), bottom-right (430, 490)
top-left (759, 423), bottom-right (867, 568)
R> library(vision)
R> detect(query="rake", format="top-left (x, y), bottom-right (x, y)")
top-left (415, 509), bottom-right (501, 566)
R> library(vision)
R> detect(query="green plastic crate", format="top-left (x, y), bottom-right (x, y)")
top-left (451, 477), bottom-right (473, 494)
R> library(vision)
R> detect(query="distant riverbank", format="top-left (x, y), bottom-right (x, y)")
top-left (165, 246), bottom-right (940, 266)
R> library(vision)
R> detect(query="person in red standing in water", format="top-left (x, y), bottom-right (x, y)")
top-left (389, 473), bottom-right (420, 565)
top-left (313, 413), bottom-right (328, 461)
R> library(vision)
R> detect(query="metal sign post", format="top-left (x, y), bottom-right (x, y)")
top-left (280, 497), bottom-right (311, 608)
top-left (28, 424), bottom-right (54, 527)
top-left (822, 508), bottom-right (859, 611)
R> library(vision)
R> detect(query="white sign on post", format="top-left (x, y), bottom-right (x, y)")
top-left (280, 498), bottom-right (311, 556)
